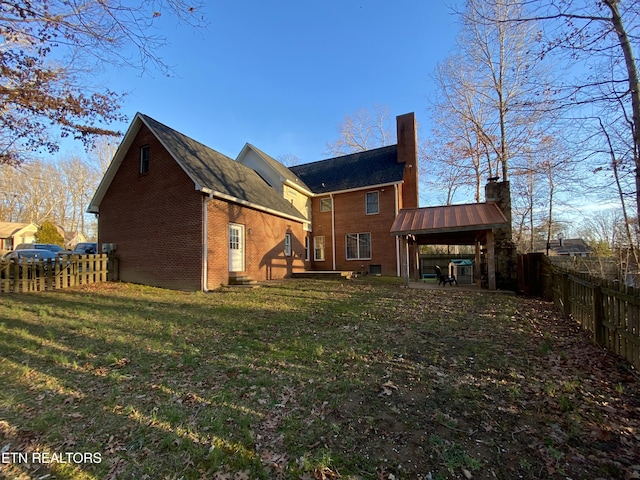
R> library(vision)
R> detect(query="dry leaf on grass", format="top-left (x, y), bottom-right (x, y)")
top-left (313, 466), bottom-right (340, 479)
top-left (378, 380), bottom-right (398, 396)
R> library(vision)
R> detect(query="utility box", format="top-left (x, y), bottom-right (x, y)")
top-left (449, 259), bottom-right (473, 284)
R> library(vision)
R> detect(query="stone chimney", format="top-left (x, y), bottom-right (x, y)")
top-left (396, 112), bottom-right (419, 209)
top-left (485, 179), bottom-right (517, 290)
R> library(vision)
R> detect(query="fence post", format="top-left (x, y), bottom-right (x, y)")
top-left (593, 283), bottom-right (605, 345)
top-left (561, 272), bottom-right (571, 318)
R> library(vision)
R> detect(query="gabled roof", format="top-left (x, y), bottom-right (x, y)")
top-left (289, 145), bottom-right (403, 194)
top-left (0, 222), bottom-right (37, 238)
top-left (238, 143), bottom-right (312, 194)
top-left (533, 238), bottom-right (591, 255)
top-left (89, 113), bottom-right (307, 223)
top-left (391, 203), bottom-right (508, 244)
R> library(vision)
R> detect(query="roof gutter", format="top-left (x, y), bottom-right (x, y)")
top-left (200, 187), bottom-right (310, 226)
top-left (202, 194), bottom-right (211, 292)
top-left (313, 181), bottom-right (402, 197)
top-left (331, 194), bottom-right (336, 270)
top-left (395, 184), bottom-right (400, 277)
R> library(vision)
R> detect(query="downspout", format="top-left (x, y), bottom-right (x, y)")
top-left (331, 193), bottom-right (336, 270)
top-left (202, 195), bottom-right (211, 292)
top-left (395, 184), bottom-right (400, 277)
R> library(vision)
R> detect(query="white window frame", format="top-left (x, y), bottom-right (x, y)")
top-left (284, 233), bottom-right (292, 256)
top-left (365, 191), bottom-right (379, 215)
top-left (346, 232), bottom-right (371, 260)
top-left (314, 236), bottom-right (325, 261)
top-left (305, 236), bottom-right (310, 261)
top-left (320, 197), bottom-right (332, 212)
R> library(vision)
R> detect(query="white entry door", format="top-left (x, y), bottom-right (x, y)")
top-left (228, 223), bottom-right (245, 272)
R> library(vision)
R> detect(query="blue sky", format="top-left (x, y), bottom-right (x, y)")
top-left (94, 1), bottom-right (460, 164)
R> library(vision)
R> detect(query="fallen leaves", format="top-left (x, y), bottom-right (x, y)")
top-left (378, 380), bottom-right (398, 397)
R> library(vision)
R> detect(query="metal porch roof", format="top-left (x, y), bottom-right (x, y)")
top-left (391, 203), bottom-right (508, 244)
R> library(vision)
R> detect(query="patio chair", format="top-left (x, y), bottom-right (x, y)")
top-left (434, 265), bottom-right (457, 286)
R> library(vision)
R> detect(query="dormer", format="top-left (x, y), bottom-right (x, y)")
top-left (236, 143), bottom-right (313, 222)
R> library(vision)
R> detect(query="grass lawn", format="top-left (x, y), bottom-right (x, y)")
top-left (0, 279), bottom-right (639, 479)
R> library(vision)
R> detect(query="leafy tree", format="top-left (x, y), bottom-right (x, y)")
top-left (0, 0), bottom-right (204, 166)
top-left (36, 220), bottom-right (64, 246)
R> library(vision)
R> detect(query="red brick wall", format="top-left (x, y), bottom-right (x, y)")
top-left (397, 113), bottom-right (419, 209)
top-left (98, 124), bottom-right (204, 290)
top-left (308, 197), bottom-right (334, 270)
top-left (309, 188), bottom-right (399, 275)
top-left (205, 198), bottom-right (306, 288)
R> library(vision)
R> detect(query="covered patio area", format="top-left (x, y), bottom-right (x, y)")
top-left (391, 202), bottom-right (508, 290)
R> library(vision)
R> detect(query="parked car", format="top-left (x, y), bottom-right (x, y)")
top-left (72, 242), bottom-right (98, 254)
top-left (0, 249), bottom-right (61, 279)
top-left (15, 243), bottom-right (70, 256)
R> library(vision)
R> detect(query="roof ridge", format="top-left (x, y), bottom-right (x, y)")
top-left (139, 113), bottom-right (234, 161)
top-left (293, 144), bottom-right (397, 168)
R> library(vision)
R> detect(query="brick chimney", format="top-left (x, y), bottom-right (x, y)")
top-left (396, 112), bottom-right (419, 209)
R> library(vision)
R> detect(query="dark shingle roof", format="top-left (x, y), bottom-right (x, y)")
top-left (289, 145), bottom-right (403, 194)
top-left (140, 114), bottom-right (306, 221)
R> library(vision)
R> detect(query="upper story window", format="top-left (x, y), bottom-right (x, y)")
top-left (366, 191), bottom-right (379, 215)
top-left (140, 145), bottom-right (150, 174)
top-left (320, 197), bottom-right (332, 212)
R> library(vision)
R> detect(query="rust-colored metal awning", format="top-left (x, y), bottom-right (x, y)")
top-left (391, 203), bottom-right (507, 245)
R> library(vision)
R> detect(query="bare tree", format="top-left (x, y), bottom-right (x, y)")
top-left (451, 0), bottom-right (554, 183)
top-left (0, 152), bottom-right (102, 239)
top-left (0, 0), bottom-right (205, 166)
top-left (431, 0), bottom-right (564, 254)
top-left (90, 136), bottom-right (121, 174)
top-left (429, 53), bottom-right (497, 204)
top-left (325, 105), bottom-right (395, 156)
top-left (502, 0), bottom-right (640, 220)
top-left (278, 153), bottom-right (302, 167)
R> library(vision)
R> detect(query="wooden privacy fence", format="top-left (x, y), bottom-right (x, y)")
top-left (0, 254), bottom-right (109, 293)
top-left (547, 264), bottom-right (640, 370)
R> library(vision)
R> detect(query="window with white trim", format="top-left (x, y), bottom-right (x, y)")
top-left (320, 197), bottom-right (332, 212)
top-left (314, 236), bottom-right (325, 261)
top-left (366, 191), bottom-right (379, 215)
top-left (284, 233), bottom-right (292, 256)
top-left (305, 236), bottom-right (310, 261)
top-left (346, 233), bottom-right (371, 260)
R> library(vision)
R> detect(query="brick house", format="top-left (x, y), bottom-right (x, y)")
top-left (89, 114), bottom-right (309, 290)
top-left (89, 112), bottom-right (418, 290)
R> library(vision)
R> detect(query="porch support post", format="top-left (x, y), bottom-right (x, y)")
top-left (475, 240), bottom-right (481, 286)
top-left (400, 235), bottom-right (410, 287)
top-left (412, 239), bottom-right (420, 281)
top-left (487, 229), bottom-right (497, 290)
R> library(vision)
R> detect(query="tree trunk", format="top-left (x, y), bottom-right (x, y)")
top-left (603, 0), bottom-right (640, 219)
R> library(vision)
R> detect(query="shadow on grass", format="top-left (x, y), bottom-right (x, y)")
top-left (1, 280), bottom-right (638, 479)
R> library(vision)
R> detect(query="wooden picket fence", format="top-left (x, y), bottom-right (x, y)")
top-left (544, 262), bottom-right (640, 370)
top-left (0, 254), bottom-right (109, 293)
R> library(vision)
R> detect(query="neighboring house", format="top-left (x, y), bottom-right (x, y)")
top-left (0, 222), bottom-right (38, 253)
top-left (89, 112), bottom-right (419, 290)
top-left (533, 238), bottom-right (591, 257)
top-left (65, 231), bottom-right (88, 250)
